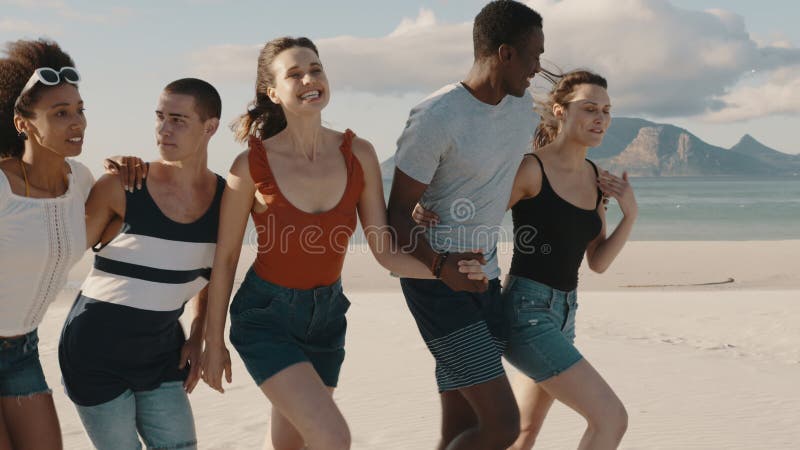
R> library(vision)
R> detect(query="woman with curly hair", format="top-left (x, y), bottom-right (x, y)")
top-left (0, 38), bottom-right (94, 450)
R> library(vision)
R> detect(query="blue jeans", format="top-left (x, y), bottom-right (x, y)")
top-left (0, 329), bottom-right (50, 397)
top-left (75, 381), bottom-right (197, 450)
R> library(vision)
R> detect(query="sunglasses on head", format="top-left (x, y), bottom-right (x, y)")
top-left (15, 66), bottom-right (81, 107)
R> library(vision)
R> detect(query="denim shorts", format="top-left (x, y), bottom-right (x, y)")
top-left (0, 329), bottom-right (51, 397)
top-left (229, 268), bottom-right (350, 387)
top-left (503, 275), bottom-right (583, 383)
top-left (400, 278), bottom-right (506, 392)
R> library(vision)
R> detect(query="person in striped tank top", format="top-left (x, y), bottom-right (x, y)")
top-left (58, 78), bottom-right (225, 450)
top-left (199, 37), bottom-right (488, 450)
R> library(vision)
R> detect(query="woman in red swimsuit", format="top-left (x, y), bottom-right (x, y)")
top-left (200, 37), bottom-right (486, 450)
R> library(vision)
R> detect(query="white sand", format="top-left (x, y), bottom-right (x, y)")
top-left (35, 241), bottom-right (800, 449)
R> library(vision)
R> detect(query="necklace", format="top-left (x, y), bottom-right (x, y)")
top-left (17, 158), bottom-right (69, 198)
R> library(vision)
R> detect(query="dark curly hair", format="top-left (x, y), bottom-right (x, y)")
top-left (232, 36), bottom-right (319, 143)
top-left (0, 39), bottom-right (76, 158)
top-left (473, 0), bottom-right (543, 59)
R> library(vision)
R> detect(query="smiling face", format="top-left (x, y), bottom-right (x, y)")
top-left (155, 92), bottom-right (210, 161)
top-left (557, 83), bottom-right (612, 148)
top-left (266, 46), bottom-right (330, 116)
top-left (16, 83), bottom-right (86, 158)
top-left (501, 27), bottom-right (544, 98)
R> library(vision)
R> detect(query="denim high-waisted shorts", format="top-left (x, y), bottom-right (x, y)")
top-left (229, 268), bottom-right (350, 387)
top-left (0, 329), bottom-right (51, 397)
top-left (503, 275), bottom-right (583, 382)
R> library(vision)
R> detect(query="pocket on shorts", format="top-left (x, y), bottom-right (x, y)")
top-left (507, 283), bottom-right (556, 332)
top-left (514, 289), bottom-right (553, 312)
top-left (328, 290), bottom-right (351, 346)
top-left (331, 289), bottom-right (351, 316)
top-left (230, 278), bottom-right (291, 321)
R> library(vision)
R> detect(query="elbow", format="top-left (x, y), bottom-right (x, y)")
top-left (372, 247), bottom-right (396, 273)
top-left (587, 259), bottom-right (608, 274)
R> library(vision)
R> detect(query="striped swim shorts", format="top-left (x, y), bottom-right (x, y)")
top-left (399, 278), bottom-right (507, 392)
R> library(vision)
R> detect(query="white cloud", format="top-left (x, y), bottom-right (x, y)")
top-left (389, 8), bottom-right (438, 37)
top-left (189, 0), bottom-right (800, 120)
top-left (702, 68), bottom-right (800, 122)
top-left (190, 8), bottom-right (472, 93)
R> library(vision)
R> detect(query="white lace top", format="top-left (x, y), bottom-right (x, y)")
top-left (0, 159), bottom-right (94, 335)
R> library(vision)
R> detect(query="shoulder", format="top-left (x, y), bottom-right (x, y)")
top-left (66, 159), bottom-right (95, 199)
top-left (517, 153), bottom-right (543, 183)
top-left (410, 84), bottom-right (462, 119)
top-left (228, 149), bottom-right (254, 184)
top-left (230, 148), bottom-right (250, 172)
top-left (87, 172), bottom-right (126, 211)
top-left (350, 135), bottom-right (377, 163)
top-left (350, 135), bottom-right (380, 178)
top-left (92, 171), bottom-right (125, 193)
top-left (0, 159), bottom-right (14, 202)
top-left (0, 158), bottom-right (20, 184)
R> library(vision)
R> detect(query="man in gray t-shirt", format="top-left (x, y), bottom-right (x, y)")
top-left (394, 82), bottom-right (535, 280)
top-left (387, 1), bottom-right (545, 449)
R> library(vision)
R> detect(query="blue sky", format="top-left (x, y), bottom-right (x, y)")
top-left (2, 0), bottom-right (798, 176)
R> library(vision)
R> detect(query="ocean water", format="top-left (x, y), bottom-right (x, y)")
top-left (243, 176), bottom-right (800, 243)
top-left (380, 176), bottom-right (800, 241)
top-left (599, 176), bottom-right (800, 240)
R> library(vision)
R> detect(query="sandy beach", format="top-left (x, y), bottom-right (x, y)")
top-left (39, 240), bottom-right (800, 449)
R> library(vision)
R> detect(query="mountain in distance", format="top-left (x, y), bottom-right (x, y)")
top-left (379, 118), bottom-right (800, 178)
top-left (729, 134), bottom-right (800, 169)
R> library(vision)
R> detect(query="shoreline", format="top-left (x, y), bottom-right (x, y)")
top-left (61, 240), bottom-right (800, 303)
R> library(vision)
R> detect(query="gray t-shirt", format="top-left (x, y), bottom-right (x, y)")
top-left (395, 83), bottom-right (536, 279)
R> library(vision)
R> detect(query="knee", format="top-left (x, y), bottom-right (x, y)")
top-left (587, 402), bottom-right (628, 440)
top-left (316, 425), bottom-right (351, 450)
top-left (484, 405), bottom-right (520, 448)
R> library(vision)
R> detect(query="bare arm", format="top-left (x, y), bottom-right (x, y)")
top-left (585, 170), bottom-right (638, 273)
top-left (387, 168), bottom-right (487, 292)
top-left (180, 286), bottom-right (208, 393)
top-left (201, 151), bottom-right (255, 392)
top-left (188, 285), bottom-right (208, 341)
top-left (507, 154), bottom-right (543, 209)
top-left (84, 174), bottom-right (126, 249)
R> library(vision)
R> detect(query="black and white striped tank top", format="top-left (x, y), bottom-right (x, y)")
top-left (59, 174), bottom-right (224, 406)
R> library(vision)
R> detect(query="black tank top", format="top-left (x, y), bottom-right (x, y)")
top-left (509, 154), bottom-right (603, 292)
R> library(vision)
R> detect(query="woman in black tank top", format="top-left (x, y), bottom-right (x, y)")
top-left (413, 70), bottom-right (637, 450)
